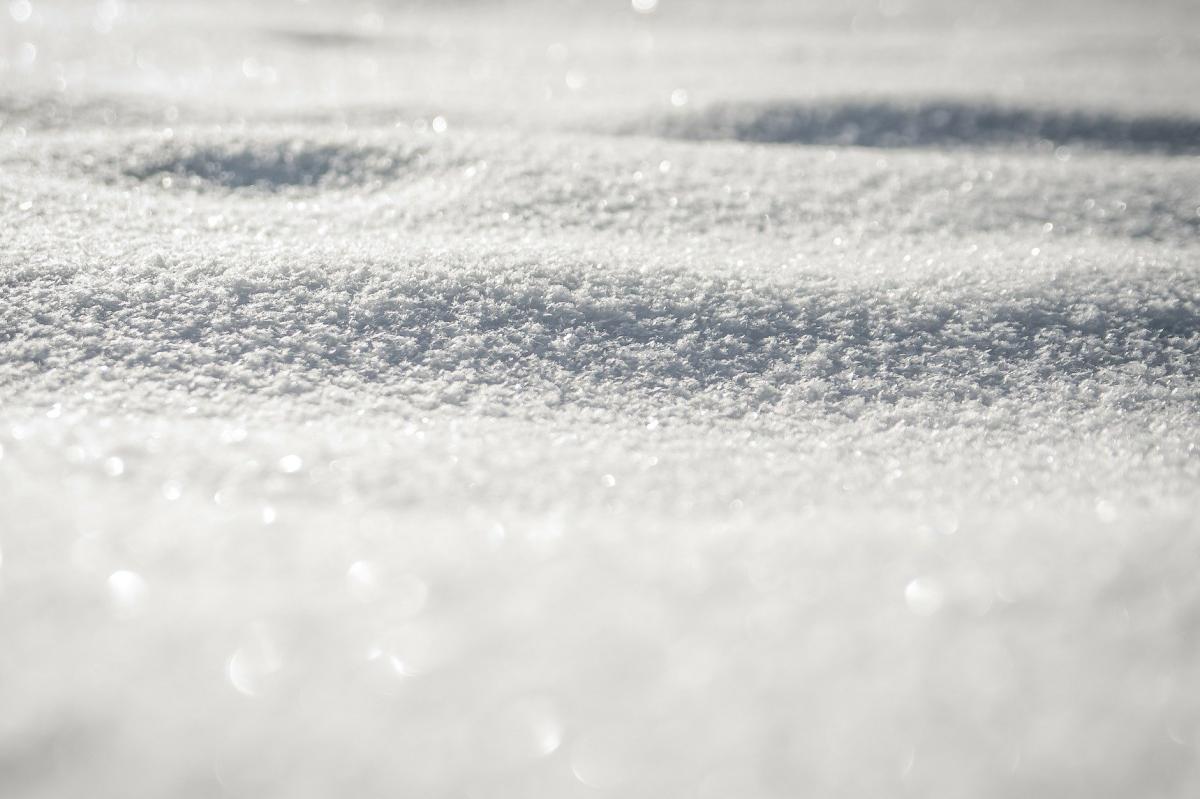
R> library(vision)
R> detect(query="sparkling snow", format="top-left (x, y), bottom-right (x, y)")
top-left (2, 0), bottom-right (1199, 797)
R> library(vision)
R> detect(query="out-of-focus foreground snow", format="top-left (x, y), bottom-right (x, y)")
top-left (2, 1), bottom-right (1199, 797)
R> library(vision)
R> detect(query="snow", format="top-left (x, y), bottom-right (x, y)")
top-left (2, 0), bottom-right (1200, 797)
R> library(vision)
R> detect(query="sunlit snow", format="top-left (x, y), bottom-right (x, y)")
top-left (1, 0), bottom-right (1199, 797)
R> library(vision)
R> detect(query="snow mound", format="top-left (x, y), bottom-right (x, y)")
top-left (5, 254), bottom-right (1197, 411)
top-left (634, 100), bottom-right (1200, 153)
top-left (0, 94), bottom-right (167, 131)
top-left (122, 138), bottom-right (429, 191)
top-left (9, 126), bottom-right (1198, 242)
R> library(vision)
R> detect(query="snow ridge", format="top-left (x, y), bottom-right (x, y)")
top-left (4, 254), bottom-right (1197, 411)
top-left (634, 99), bottom-right (1200, 153)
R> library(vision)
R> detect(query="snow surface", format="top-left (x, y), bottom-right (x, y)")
top-left (2, 1), bottom-right (1200, 797)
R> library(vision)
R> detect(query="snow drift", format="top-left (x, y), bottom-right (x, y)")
top-left (2, 0), bottom-right (1200, 798)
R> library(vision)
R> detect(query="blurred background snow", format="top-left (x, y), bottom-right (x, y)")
top-left (3, 0), bottom-right (1199, 122)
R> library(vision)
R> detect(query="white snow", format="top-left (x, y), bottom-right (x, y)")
top-left (2, 0), bottom-right (1199, 797)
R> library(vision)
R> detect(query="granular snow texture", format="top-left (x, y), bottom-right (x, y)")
top-left (2, 1), bottom-right (1200, 798)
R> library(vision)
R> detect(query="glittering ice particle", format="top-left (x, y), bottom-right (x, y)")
top-left (565, 70), bottom-right (587, 91)
top-left (227, 630), bottom-right (283, 697)
top-left (473, 696), bottom-right (564, 771)
top-left (347, 560), bottom-right (428, 615)
top-left (367, 623), bottom-right (437, 678)
top-left (107, 570), bottom-right (147, 619)
top-left (346, 559), bottom-right (380, 602)
top-left (102, 456), bottom-right (125, 477)
top-left (363, 645), bottom-right (412, 695)
top-left (10, 1), bottom-right (33, 23)
top-left (220, 426), bottom-right (248, 444)
top-left (277, 454), bottom-right (303, 473)
top-left (632, 0), bottom-right (659, 13)
top-left (570, 728), bottom-right (645, 790)
top-left (905, 578), bottom-right (945, 616)
top-left (523, 701), bottom-right (564, 757)
top-left (485, 521), bottom-right (507, 549)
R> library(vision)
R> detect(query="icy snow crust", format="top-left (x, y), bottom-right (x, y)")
top-left (3, 1), bottom-right (1200, 797)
